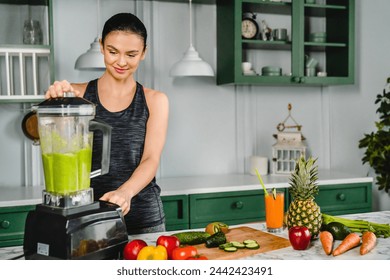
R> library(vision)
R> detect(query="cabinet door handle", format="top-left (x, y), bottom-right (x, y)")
top-left (1, 220), bottom-right (10, 229)
top-left (234, 201), bottom-right (244, 209)
top-left (292, 76), bottom-right (301, 83)
top-left (337, 193), bottom-right (346, 201)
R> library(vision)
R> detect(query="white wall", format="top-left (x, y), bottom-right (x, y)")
top-left (1, 0), bottom-right (389, 210)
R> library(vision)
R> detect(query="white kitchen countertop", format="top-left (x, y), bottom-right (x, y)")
top-left (158, 169), bottom-right (373, 196)
top-left (1, 210), bottom-right (389, 260)
top-left (0, 169), bottom-right (372, 207)
top-left (132, 211), bottom-right (390, 260)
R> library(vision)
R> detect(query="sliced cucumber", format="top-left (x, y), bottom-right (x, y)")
top-left (230, 241), bottom-right (246, 249)
top-left (220, 239), bottom-right (260, 252)
top-left (224, 246), bottom-right (238, 252)
top-left (243, 239), bottom-right (257, 244)
top-left (245, 242), bottom-right (260, 250)
top-left (219, 242), bottom-right (233, 250)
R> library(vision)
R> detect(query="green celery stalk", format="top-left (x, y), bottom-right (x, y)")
top-left (322, 213), bottom-right (390, 238)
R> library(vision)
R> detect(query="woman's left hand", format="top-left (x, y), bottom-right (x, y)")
top-left (100, 190), bottom-right (131, 215)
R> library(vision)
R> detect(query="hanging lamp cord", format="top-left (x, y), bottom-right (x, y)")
top-left (96, 0), bottom-right (101, 38)
top-left (189, 0), bottom-right (193, 48)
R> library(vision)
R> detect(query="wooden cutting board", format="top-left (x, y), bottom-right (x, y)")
top-left (194, 226), bottom-right (291, 260)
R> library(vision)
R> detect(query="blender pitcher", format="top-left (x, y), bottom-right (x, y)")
top-left (33, 93), bottom-right (111, 207)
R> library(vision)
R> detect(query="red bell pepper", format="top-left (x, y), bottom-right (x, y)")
top-left (187, 255), bottom-right (208, 260)
top-left (172, 246), bottom-right (198, 260)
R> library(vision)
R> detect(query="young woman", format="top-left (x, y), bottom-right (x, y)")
top-left (45, 13), bottom-right (169, 234)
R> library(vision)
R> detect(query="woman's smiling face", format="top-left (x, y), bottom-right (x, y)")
top-left (101, 31), bottom-right (146, 80)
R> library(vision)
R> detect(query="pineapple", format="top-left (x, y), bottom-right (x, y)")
top-left (287, 156), bottom-right (322, 238)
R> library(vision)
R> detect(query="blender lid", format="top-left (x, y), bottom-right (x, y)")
top-left (33, 94), bottom-right (95, 116)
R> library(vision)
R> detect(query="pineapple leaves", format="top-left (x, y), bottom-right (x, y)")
top-left (289, 156), bottom-right (319, 200)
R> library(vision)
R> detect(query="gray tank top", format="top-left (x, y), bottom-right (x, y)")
top-left (84, 79), bottom-right (165, 233)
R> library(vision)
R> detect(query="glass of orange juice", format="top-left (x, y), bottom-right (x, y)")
top-left (264, 189), bottom-right (284, 233)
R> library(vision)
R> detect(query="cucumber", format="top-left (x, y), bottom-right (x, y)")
top-left (219, 242), bottom-right (233, 249)
top-left (230, 241), bottom-right (246, 249)
top-left (224, 246), bottom-right (238, 252)
top-left (245, 242), bottom-right (260, 250)
top-left (172, 231), bottom-right (211, 245)
top-left (205, 232), bottom-right (227, 248)
top-left (220, 239), bottom-right (260, 252)
top-left (243, 239), bottom-right (257, 244)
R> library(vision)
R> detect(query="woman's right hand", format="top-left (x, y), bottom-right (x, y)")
top-left (45, 80), bottom-right (81, 99)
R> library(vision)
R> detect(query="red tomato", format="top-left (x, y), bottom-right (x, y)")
top-left (172, 246), bottom-right (198, 260)
top-left (123, 239), bottom-right (147, 260)
top-left (288, 226), bottom-right (311, 250)
top-left (156, 235), bottom-right (180, 260)
top-left (187, 255), bottom-right (208, 260)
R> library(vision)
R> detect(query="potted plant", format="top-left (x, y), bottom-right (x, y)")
top-left (358, 83), bottom-right (390, 193)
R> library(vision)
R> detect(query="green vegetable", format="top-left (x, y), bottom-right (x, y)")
top-left (243, 239), bottom-right (257, 245)
top-left (324, 222), bottom-right (352, 240)
top-left (219, 242), bottom-right (233, 249)
top-left (224, 246), bottom-right (238, 252)
top-left (245, 242), bottom-right (260, 250)
top-left (205, 232), bottom-right (227, 248)
top-left (172, 231), bottom-right (211, 245)
top-left (219, 240), bottom-right (260, 252)
top-left (322, 213), bottom-right (390, 238)
top-left (230, 241), bottom-right (246, 249)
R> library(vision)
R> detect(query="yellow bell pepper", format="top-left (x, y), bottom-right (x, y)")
top-left (136, 245), bottom-right (168, 260)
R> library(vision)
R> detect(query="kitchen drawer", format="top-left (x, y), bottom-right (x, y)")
top-left (161, 195), bottom-right (189, 231)
top-left (189, 190), bottom-right (281, 228)
top-left (0, 205), bottom-right (35, 247)
top-left (316, 183), bottom-right (372, 215)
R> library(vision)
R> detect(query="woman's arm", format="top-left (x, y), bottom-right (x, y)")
top-left (99, 88), bottom-right (169, 215)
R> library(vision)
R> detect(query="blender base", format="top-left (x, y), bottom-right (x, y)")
top-left (23, 200), bottom-right (129, 260)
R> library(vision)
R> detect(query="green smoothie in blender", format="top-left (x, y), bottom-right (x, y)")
top-left (42, 147), bottom-right (92, 195)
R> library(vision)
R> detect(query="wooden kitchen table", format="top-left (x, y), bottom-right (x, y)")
top-left (1, 211), bottom-right (389, 260)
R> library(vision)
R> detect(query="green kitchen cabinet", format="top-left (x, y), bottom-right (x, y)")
top-left (216, 0), bottom-right (355, 86)
top-left (0, 0), bottom-right (54, 102)
top-left (161, 195), bottom-right (190, 230)
top-left (286, 182), bottom-right (372, 216)
top-left (188, 189), bottom-right (289, 229)
top-left (315, 182), bottom-right (372, 215)
top-left (161, 181), bottom-right (371, 231)
top-left (0, 205), bottom-right (35, 247)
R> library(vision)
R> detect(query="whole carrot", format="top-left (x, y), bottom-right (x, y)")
top-left (360, 231), bottom-right (377, 255)
top-left (333, 232), bottom-right (360, 256)
top-left (319, 231), bottom-right (333, 255)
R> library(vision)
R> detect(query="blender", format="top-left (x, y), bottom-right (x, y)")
top-left (22, 94), bottom-right (128, 259)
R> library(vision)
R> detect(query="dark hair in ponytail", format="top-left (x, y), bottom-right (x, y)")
top-left (102, 13), bottom-right (147, 50)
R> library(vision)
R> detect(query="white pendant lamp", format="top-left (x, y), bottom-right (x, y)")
top-left (75, 0), bottom-right (105, 70)
top-left (170, 0), bottom-right (214, 77)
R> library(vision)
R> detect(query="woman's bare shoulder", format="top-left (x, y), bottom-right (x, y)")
top-left (143, 87), bottom-right (168, 106)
